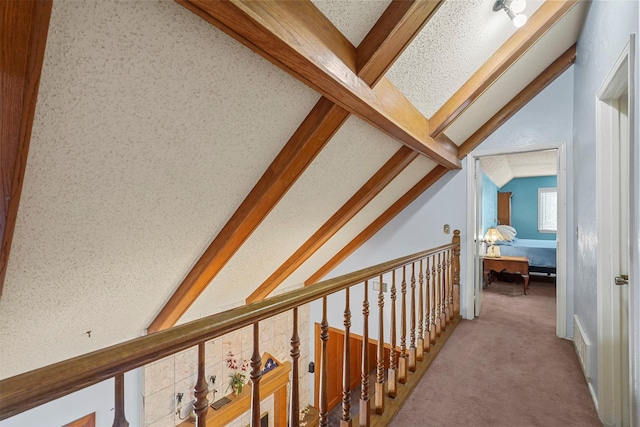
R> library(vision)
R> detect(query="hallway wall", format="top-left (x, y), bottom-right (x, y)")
top-left (571, 0), bottom-right (639, 398)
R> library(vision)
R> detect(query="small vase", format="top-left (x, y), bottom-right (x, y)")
top-left (233, 382), bottom-right (243, 396)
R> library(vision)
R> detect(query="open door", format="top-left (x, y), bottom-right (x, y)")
top-left (596, 34), bottom-right (634, 426)
top-left (473, 158), bottom-right (484, 316)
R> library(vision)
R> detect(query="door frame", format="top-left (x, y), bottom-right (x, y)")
top-left (595, 34), bottom-right (635, 426)
top-left (465, 142), bottom-right (569, 338)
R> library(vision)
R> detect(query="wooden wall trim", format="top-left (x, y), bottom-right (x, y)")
top-left (151, 0), bottom-right (447, 331)
top-left (428, 0), bottom-right (577, 138)
top-left (246, 147), bottom-right (418, 303)
top-left (178, 0), bottom-right (460, 169)
top-left (458, 43), bottom-right (577, 159)
top-left (306, 165), bottom-right (448, 285)
top-left (63, 413), bottom-right (96, 427)
top-left (0, 0), bottom-right (53, 296)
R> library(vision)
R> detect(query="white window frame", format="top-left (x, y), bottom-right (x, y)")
top-left (538, 187), bottom-right (557, 233)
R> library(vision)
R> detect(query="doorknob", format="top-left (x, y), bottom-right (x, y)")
top-left (615, 275), bottom-right (629, 286)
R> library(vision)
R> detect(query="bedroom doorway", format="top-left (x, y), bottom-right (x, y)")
top-left (465, 143), bottom-right (569, 338)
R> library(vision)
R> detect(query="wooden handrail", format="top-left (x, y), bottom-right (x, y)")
top-left (0, 240), bottom-right (458, 421)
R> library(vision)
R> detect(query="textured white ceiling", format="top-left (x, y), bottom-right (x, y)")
top-left (0, 0), bottom-right (319, 377)
top-left (312, 0), bottom-right (391, 46)
top-left (481, 149), bottom-right (557, 187)
top-left (1, 0), bottom-right (586, 379)
top-left (445, 1), bottom-right (588, 144)
top-left (386, 0), bottom-right (544, 118)
top-left (280, 155), bottom-right (437, 291)
top-left (182, 116), bottom-right (403, 321)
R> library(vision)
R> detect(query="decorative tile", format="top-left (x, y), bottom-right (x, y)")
top-left (205, 338), bottom-right (223, 367)
top-left (143, 383), bottom-right (175, 426)
top-left (175, 373), bottom-right (197, 403)
top-left (146, 413), bottom-right (174, 427)
top-left (144, 355), bottom-right (175, 396)
top-left (175, 346), bottom-right (197, 382)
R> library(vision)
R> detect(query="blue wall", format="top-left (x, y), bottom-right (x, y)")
top-left (482, 173), bottom-right (498, 235)
top-left (500, 176), bottom-right (557, 240)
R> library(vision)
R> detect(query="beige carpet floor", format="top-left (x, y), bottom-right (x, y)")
top-left (390, 278), bottom-right (602, 427)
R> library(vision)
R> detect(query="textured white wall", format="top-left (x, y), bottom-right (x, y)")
top-left (572, 0), bottom-right (639, 396)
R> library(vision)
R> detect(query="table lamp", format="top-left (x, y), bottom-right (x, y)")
top-left (484, 227), bottom-right (504, 257)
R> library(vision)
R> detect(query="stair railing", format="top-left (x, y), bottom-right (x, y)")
top-left (0, 231), bottom-right (461, 426)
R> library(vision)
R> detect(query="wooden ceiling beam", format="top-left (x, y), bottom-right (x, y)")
top-left (0, 0), bottom-right (53, 296)
top-left (150, 0), bottom-right (445, 332)
top-left (428, 0), bottom-right (577, 138)
top-left (306, 165), bottom-right (449, 285)
top-left (148, 98), bottom-right (349, 332)
top-left (303, 43), bottom-right (579, 289)
top-left (357, 0), bottom-right (442, 86)
top-left (246, 146), bottom-right (419, 303)
top-left (458, 43), bottom-right (576, 159)
top-left (178, 0), bottom-right (460, 169)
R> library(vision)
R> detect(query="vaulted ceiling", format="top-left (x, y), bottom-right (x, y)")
top-left (0, 0), bottom-right (587, 377)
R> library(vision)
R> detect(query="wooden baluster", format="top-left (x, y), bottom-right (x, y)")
top-left (290, 308), bottom-right (300, 427)
top-left (435, 253), bottom-right (442, 338)
top-left (408, 263), bottom-right (417, 372)
top-left (388, 271), bottom-right (398, 398)
top-left (424, 257), bottom-right (431, 353)
top-left (453, 230), bottom-right (461, 317)
top-left (439, 252), bottom-right (447, 332)
top-left (112, 373), bottom-right (129, 427)
top-left (341, 288), bottom-right (352, 427)
top-left (319, 297), bottom-right (329, 426)
top-left (398, 267), bottom-right (407, 384)
top-left (250, 323), bottom-right (262, 427)
top-left (430, 255), bottom-right (437, 345)
top-left (447, 249), bottom-right (453, 324)
top-left (375, 274), bottom-right (385, 415)
top-left (417, 260), bottom-right (424, 361)
top-left (449, 249), bottom-right (455, 320)
top-left (194, 343), bottom-right (209, 427)
top-left (360, 281), bottom-right (370, 426)
top-left (444, 250), bottom-right (451, 324)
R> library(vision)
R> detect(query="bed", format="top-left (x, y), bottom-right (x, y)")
top-left (496, 238), bottom-right (557, 274)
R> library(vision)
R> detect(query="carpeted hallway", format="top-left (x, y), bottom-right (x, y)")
top-left (390, 278), bottom-right (602, 427)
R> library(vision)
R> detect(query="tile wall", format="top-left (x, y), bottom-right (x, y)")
top-left (142, 305), bottom-right (311, 427)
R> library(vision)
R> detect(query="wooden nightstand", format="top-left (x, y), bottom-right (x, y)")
top-left (483, 256), bottom-right (530, 295)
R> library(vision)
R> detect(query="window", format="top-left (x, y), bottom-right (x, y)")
top-left (538, 187), bottom-right (557, 232)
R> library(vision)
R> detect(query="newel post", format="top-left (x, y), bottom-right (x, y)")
top-left (452, 230), bottom-right (461, 317)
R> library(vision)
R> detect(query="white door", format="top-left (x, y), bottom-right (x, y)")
top-left (596, 35), bottom-right (634, 426)
top-left (474, 158), bottom-right (484, 316)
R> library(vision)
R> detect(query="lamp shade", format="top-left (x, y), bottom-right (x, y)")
top-left (484, 227), bottom-right (504, 243)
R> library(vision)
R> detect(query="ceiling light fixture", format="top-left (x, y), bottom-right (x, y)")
top-left (493, 0), bottom-right (528, 28)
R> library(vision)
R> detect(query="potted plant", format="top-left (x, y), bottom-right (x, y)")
top-left (225, 351), bottom-right (249, 395)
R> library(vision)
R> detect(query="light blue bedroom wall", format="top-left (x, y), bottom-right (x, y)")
top-left (482, 173), bottom-right (498, 235)
top-left (500, 175), bottom-right (557, 240)
top-left (572, 0), bottom-right (639, 396)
